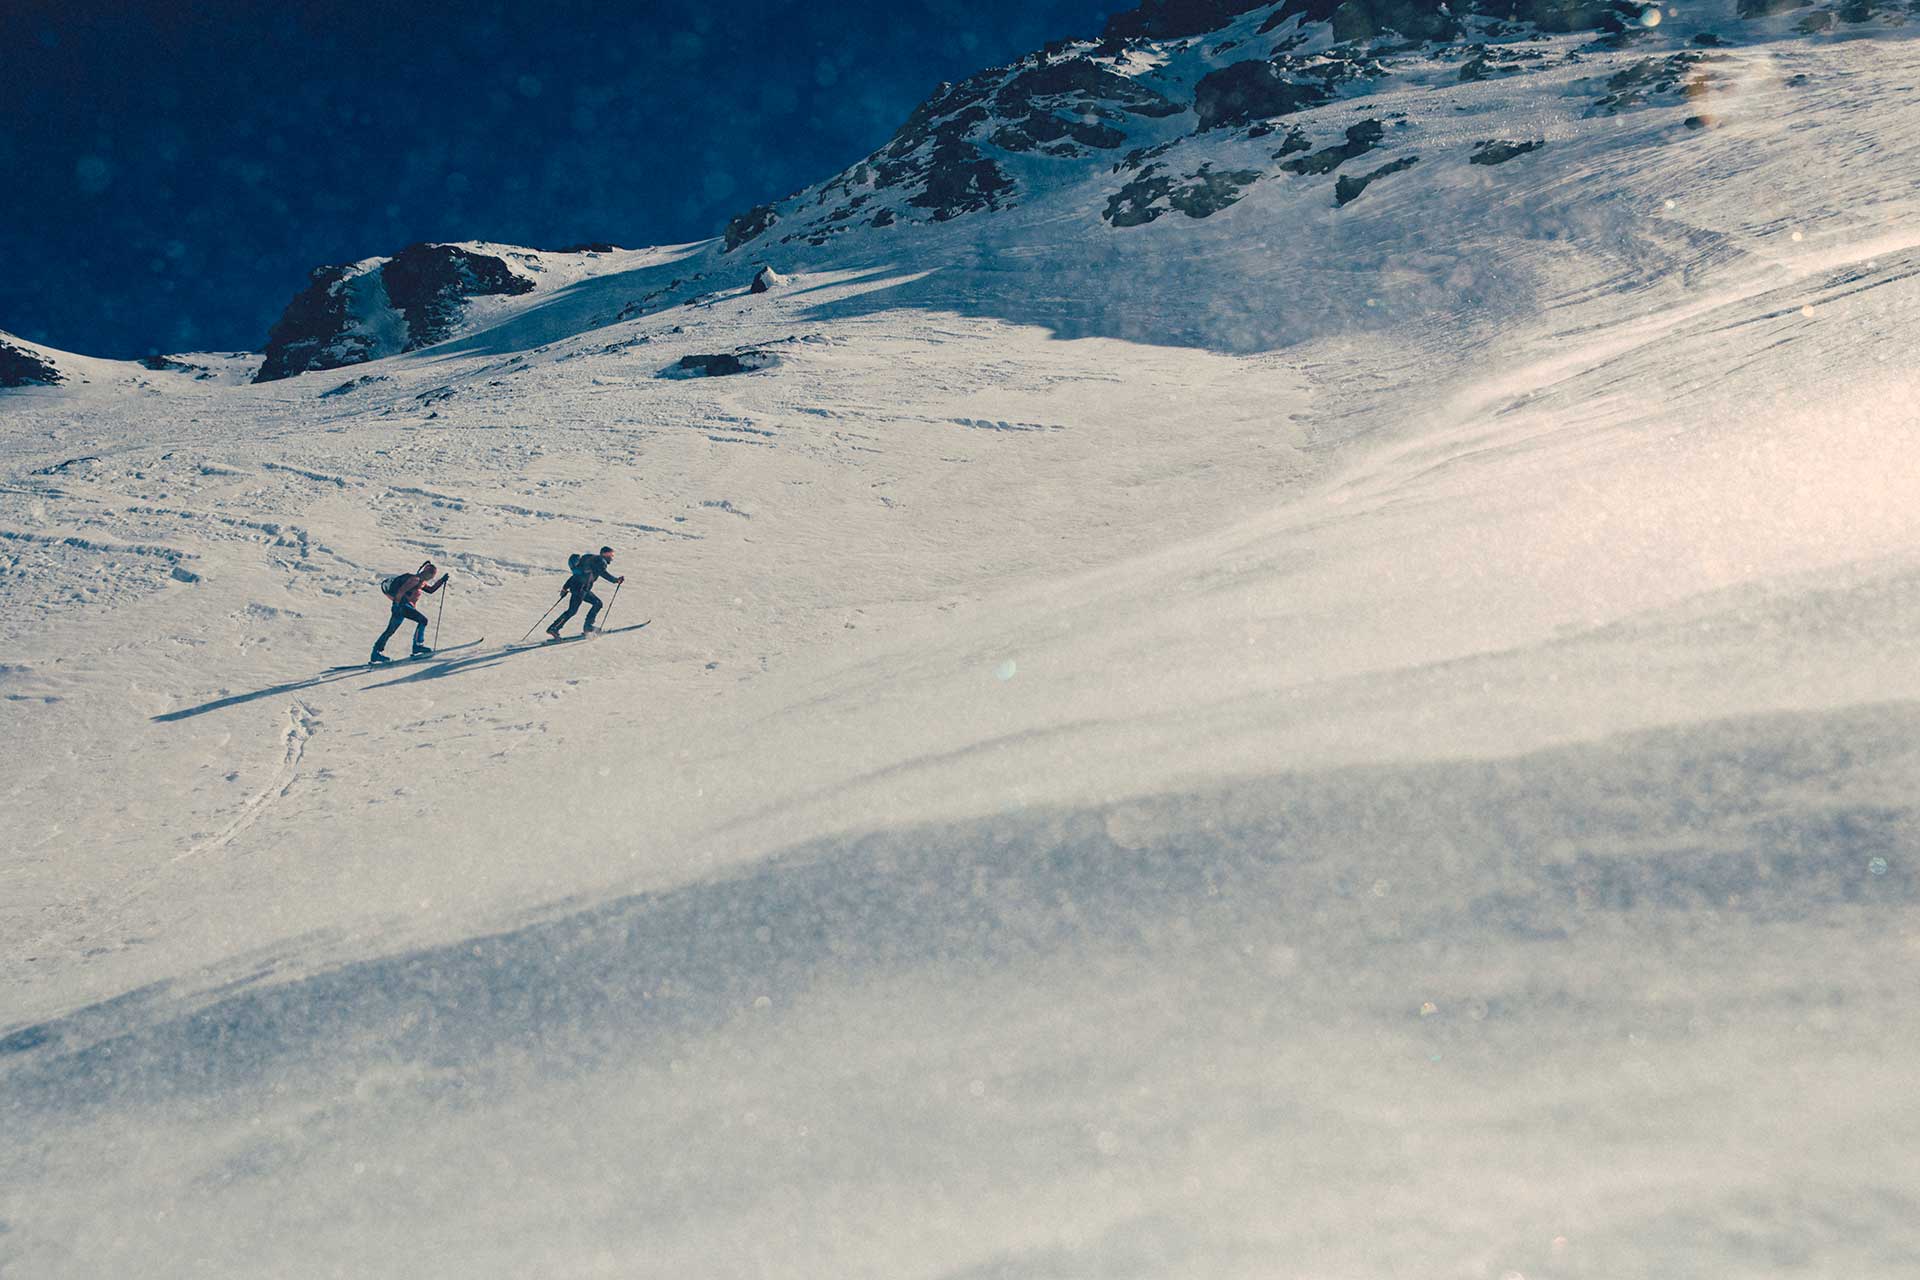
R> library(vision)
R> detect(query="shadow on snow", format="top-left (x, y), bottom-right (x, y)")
top-left (6, 699), bottom-right (1916, 1117)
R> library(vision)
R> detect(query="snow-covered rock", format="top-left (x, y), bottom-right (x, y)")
top-left (0, 332), bottom-right (64, 387)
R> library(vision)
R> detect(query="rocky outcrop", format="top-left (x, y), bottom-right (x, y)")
top-left (661, 350), bottom-right (780, 378)
top-left (1334, 154), bottom-right (1419, 205)
top-left (1470, 138), bottom-right (1547, 164)
top-left (1105, 163), bottom-right (1263, 225)
top-left (1588, 52), bottom-right (1723, 115)
top-left (381, 244), bottom-right (533, 348)
top-left (256, 244), bottom-right (534, 383)
top-left (749, 266), bottom-right (788, 294)
top-left (1281, 120), bottom-right (1386, 175)
top-left (720, 54), bottom-right (1183, 252)
top-left (1194, 61), bottom-right (1330, 130)
top-left (0, 335), bottom-right (64, 388)
top-left (724, 206), bottom-right (779, 253)
top-left (1326, 0), bottom-right (1462, 41)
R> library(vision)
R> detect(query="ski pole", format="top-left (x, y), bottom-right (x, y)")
top-left (600, 580), bottom-right (622, 632)
top-left (520, 590), bottom-right (566, 643)
top-left (434, 580), bottom-right (447, 650)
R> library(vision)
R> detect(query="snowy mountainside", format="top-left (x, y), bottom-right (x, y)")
top-left (3, 5), bottom-right (1920, 1278)
top-left (253, 241), bottom-right (661, 381)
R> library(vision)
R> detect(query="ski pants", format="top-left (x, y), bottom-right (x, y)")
top-left (376, 601), bottom-right (430, 653)
top-left (553, 583), bottom-right (602, 632)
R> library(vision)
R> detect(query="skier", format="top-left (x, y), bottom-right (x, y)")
top-left (372, 559), bottom-right (449, 663)
top-left (549, 545), bottom-right (625, 638)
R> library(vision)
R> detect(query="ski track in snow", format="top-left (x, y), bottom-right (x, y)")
top-left (3, 13), bottom-right (1920, 1278)
top-left (173, 702), bottom-right (315, 863)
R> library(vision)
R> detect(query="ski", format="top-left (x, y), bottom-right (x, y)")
top-left (326, 637), bottom-right (483, 673)
top-left (525, 620), bottom-right (650, 648)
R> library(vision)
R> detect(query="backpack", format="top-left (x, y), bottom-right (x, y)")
top-left (380, 573), bottom-right (409, 600)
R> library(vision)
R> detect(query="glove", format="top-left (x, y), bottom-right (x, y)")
top-left (618, 576), bottom-right (627, 584)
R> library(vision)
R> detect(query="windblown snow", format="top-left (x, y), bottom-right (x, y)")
top-left (3, 5), bottom-right (1918, 1277)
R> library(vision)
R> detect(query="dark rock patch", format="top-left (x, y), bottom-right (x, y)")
top-left (1272, 127), bottom-right (1313, 158)
top-left (661, 350), bottom-right (781, 379)
top-left (1470, 138), bottom-right (1546, 164)
top-left (1588, 52), bottom-right (1723, 114)
top-left (380, 244), bottom-right (533, 350)
top-left (1467, 0), bottom-right (1640, 30)
top-left (1104, 162), bottom-right (1262, 226)
top-left (724, 205), bottom-right (779, 253)
top-left (0, 337), bottom-right (64, 388)
top-left (992, 110), bottom-right (1128, 154)
top-left (994, 58), bottom-right (1184, 119)
top-left (319, 374), bottom-right (390, 398)
top-left (1194, 60), bottom-right (1330, 130)
top-left (1737, 0), bottom-right (1809, 13)
top-left (1327, 0), bottom-right (1461, 41)
top-left (1458, 43), bottom-right (1551, 80)
top-left (255, 245), bottom-right (533, 383)
top-left (1334, 153), bottom-right (1419, 205)
top-left (1281, 119), bottom-right (1386, 175)
top-left (255, 264), bottom-right (358, 383)
top-left (749, 266), bottom-right (788, 294)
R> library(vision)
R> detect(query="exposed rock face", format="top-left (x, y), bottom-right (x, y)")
top-left (1470, 138), bottom-right (1547, 164)
top-left (719, 54), bottom-right (1181, 252)
top-left (1334, 153), bottom-right (1419, 204)
top-left (1194, 61), bottom-right (1329, 130)
top-left (1588, 52), bottom-right (1723, 115)
top-left (749, 266), bottom-right (788, 294)
top-left (255, 244), bottom-right (534, 383)
top-left (381, 244), bottom-right (533, 348)
top-left (724, 206), bottom-right (779, 253)
top-left (1459, 44), bottom-right (1550, 80)
top-left (1105, 162), bottom-right (1264, 225)
top-left (1325, 0), bottom-right (1462, 41)
top-left (0, 335), bottom-right (64, 388)
top-left (1280, 120), bottom-right (1386, 175)
top-left (661, 350), bottom-right (780, 378)
top-left (256, 264), bottom-right (359, 383)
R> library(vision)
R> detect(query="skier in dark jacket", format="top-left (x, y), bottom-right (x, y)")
top-left (372, 560), bottom-right (449, 662)
top-left (549, 546), bottom-right (625, 638)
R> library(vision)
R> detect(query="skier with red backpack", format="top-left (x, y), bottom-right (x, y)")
top-left (371, 560), bottom-right (449, 663)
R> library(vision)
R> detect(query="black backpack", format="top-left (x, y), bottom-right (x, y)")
top-left (380, 573), bottom-right (409, 599)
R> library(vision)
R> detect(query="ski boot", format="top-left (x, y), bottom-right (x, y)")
top-left (369, 651), bottom-right (391, 665)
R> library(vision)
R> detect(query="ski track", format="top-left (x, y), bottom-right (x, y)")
top-left (172, 702), bottom-right (315, 864)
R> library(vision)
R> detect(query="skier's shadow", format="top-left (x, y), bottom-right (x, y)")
top-left (151, 668), bottom-right (372, 723)
top-left (361, 623), bottom-right (651, 691)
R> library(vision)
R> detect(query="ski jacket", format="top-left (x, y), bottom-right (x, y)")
top-left (567, 553), bottom-right (618, 590)
top-left (386, 573), bottom-right (446, 606)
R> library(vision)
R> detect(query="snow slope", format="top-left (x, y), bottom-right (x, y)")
top-left (4, 6), bottom-right (1919, 1276)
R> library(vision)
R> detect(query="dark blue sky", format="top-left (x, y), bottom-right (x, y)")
top-left (0, 0), bottom-right (1120, 359)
